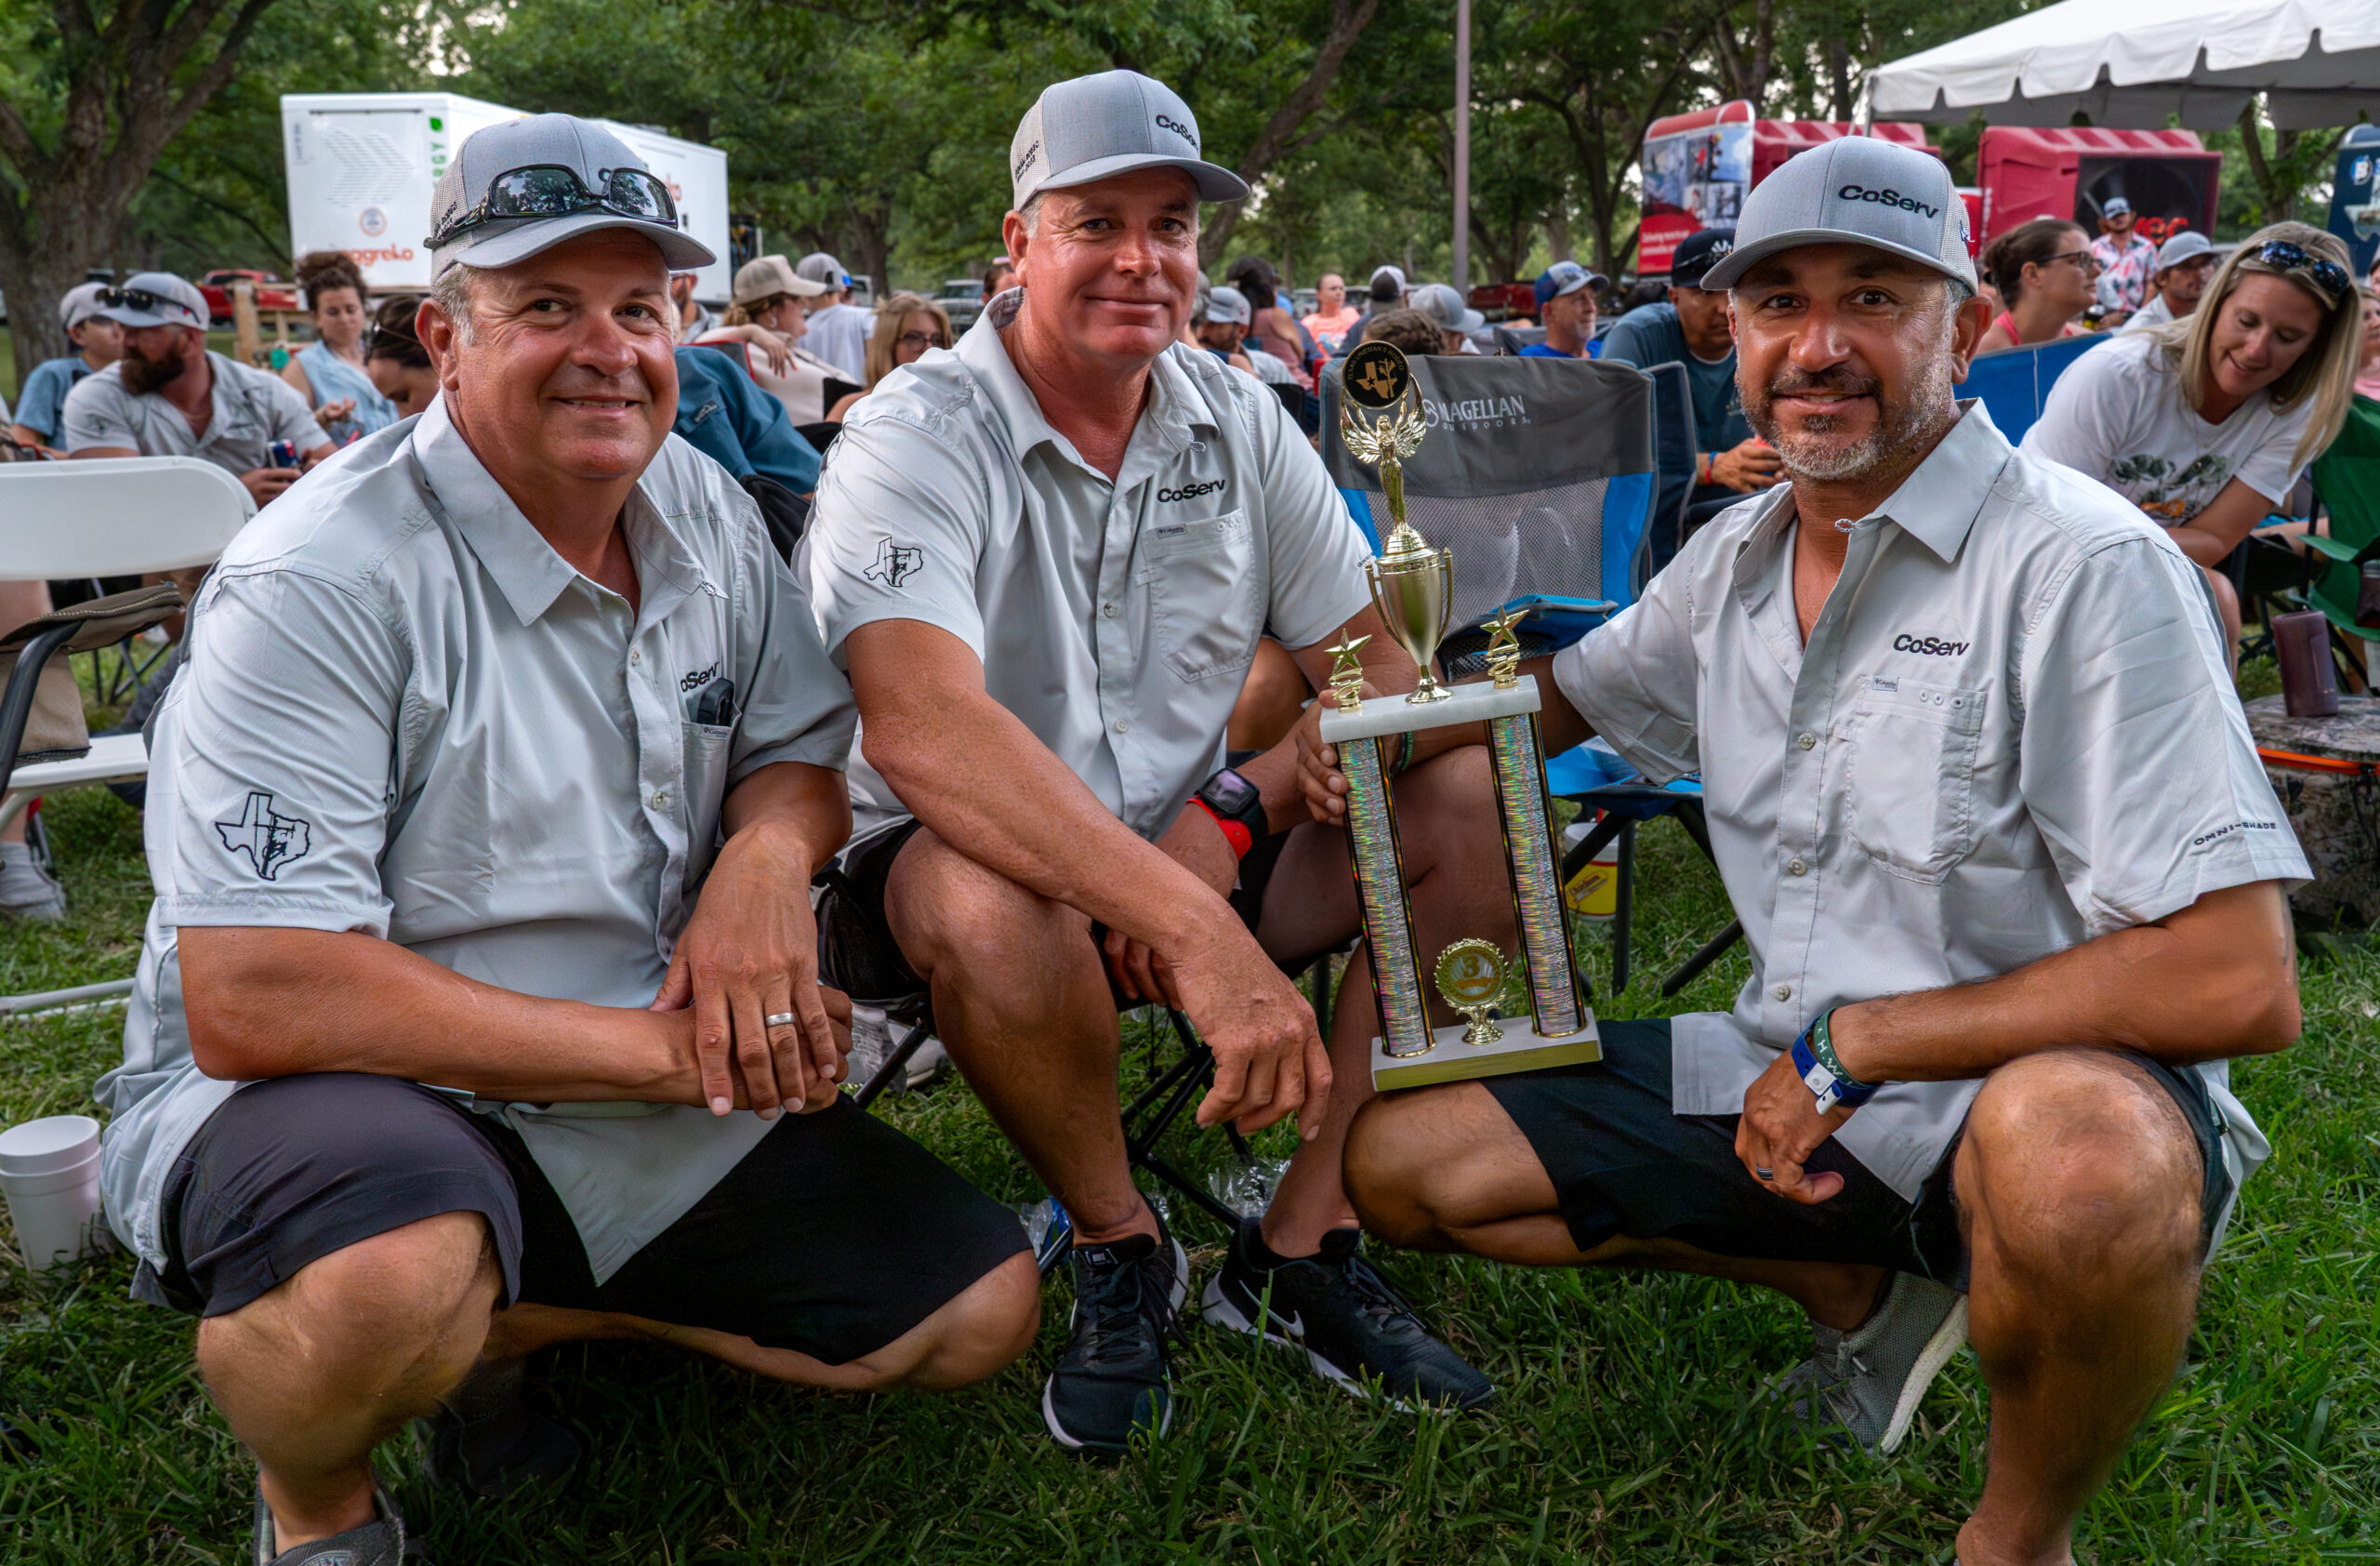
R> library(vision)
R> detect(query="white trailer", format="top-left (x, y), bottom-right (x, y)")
top-left (281, 92), bottom-right (733, 304)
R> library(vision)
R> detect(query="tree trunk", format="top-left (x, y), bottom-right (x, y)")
top-left (1199, 0), bottom-right (1383, 264)
top-left (847, 203), bottom-right (892, 301)
top-left (1547, 205), bottom-right (1570, 264)
top-left (0, 0), bottom-right (283, 392)
top-left (1827, 37), bottom-right (1855, 122)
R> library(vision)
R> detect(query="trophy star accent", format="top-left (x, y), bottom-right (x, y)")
top-left (1324, 340), bottom-right (1599, 1089)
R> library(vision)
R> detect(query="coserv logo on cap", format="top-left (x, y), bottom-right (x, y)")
top-left (1835, 183), bottom-right (1941, 219)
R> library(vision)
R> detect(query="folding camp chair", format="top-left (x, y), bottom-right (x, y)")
top-left (1961, 333), bottom-right (2107, 445)
top-left (2281, 397), bottom-right (2380, 680)
top-left (0, 457), bottom-right (254, 1010)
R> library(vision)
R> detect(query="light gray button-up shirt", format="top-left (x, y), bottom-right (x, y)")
top-left (99, 396), bottom-right (855, 1284)
top-left (61, 351), bottom-right (332, 473)
top-left (1553, 403), bottom-right (2307, 1212)
top-left (803, 290), bottom-right (1374, 844)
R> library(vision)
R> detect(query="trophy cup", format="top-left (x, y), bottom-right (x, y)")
top-left (1325, 341), bottom-right (1600, 1091)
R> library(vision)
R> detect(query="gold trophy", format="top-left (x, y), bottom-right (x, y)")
top-left (1324, 340), bottom-right (1599, 1089)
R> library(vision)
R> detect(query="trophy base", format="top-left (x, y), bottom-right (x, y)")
top-left (1370, 1015), bottom-right (1602, 1092)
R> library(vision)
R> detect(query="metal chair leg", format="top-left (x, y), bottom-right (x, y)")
top-left (851, 1014), bottom-right (935, 1110)
top-left (1659, 917), bottom-right (1743, 998)
top-left (1610, 820), bottom-right (1635, 998)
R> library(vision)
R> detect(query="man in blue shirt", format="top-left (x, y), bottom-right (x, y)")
top-left (10, 283), bottom-right (123, 449)
top-left (1520, 261), bottom-right (1605, 359)
top-left (674, 344), bottom-right (823, 495)
top-left (1598, 228), bottom-right (1781, 500)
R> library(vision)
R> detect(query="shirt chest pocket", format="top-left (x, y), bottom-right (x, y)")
top-left (1844, 676), bottom-right (1988, 883)
top-left (681, 721), bottom-right (732, 885)
top-left (1136, 508), bottom-right (1263, 683)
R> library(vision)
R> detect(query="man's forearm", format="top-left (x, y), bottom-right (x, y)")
top-left (1827, 882), bottom-right (2298, 1084)
top-left (720, 759), bottom-right (851, 868)
top-left (180, 926), bottom-right (709, 1104)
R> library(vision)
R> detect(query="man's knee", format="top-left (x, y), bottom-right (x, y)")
top-left (1346, 1090), bottom-right (1468, 1248)
top-left (1962, 1052), bottom-right (2203, 1283)
top-left (200, 1210), bottom-right (497, 1387)
top-left (888, 831), bottom-right (1090, 1000)
top-left (884, 1251), bottom-right (1042, 1392)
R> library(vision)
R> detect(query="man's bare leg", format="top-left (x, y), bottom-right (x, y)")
top-left (202, 1214), bottom-right (1038, 1553)
top-left (198, 1212), bottom-right (498, 1551)
top-left (1954, 1051), bottom-right (2205, 1566)
top-left (884, 826), bottom-right (1155, 1244)
top-left (1256, 745), bottom-right (1523, 1259)
top-left (1347, 1081), bottom-right (1885, 1328)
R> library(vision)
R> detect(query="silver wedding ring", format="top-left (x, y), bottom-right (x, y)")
top-left (763, 1012), bottom-right (799, 1029)
top-left (1753, 1166), bottom-right (1776, 1181)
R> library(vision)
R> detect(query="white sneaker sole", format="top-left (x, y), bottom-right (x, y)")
top-left (1877, 1294), bottom-right (1970, 1455)
top-left (1040, 1235), bottom-right (1189, 1451)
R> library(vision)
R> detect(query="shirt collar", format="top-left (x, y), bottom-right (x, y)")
top-left (410, 394), bottom-right (705, 627)
top-left (954, 291), bottom-right (1211, 478)
top-left (1864, 399), bottom-right (2014, 564)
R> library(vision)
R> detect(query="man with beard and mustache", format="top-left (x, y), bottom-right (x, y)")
top-left (805, 69), bottom-right (1512, 1456)
top-left (1333, 139), bottom-right (2304, 1566)
top-left (96, 114), bottom-right (1038, 1566)
top-left (60, 272), bottom-right (332, 510)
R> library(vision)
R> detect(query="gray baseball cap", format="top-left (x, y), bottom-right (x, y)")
top-left (2156, 231), bottom-right (2215, 270)
top-left (1206, 285), bottom-right (1252, 326)
top-left (1410, 283), bottom-right (1485, 335)
top-left (1010, 71), bottom-right (1249, 210)
top-left (428, 113), bottom-right (714, 278)
top-left (1699, 138), bottom-right (1973, 293)
top-left (97, 272), bottom-right (207, 331)
top-left (795, 251), bottom-right (849, 288)
top-left (59, 281), bottom-right (111, 331)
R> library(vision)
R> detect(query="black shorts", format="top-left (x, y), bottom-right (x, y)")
top-left (136, 1073), bottom-right (1027, 1367)
top-left (817, 817), bottom-right (1293, 1005)
top-left (1486, 1019), bottom-right (2231, 1287)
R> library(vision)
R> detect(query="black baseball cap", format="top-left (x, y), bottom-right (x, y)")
top-left (1668, 229), bottom-right (1737, 288)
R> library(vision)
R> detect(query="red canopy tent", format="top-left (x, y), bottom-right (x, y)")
top-left (1976, 126), bottom-right (2221, 246)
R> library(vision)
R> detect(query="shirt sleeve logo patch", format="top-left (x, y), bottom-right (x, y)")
top-left (864, 537), bottom-right (924, 589)
top-left (215, 790), bottom-right (312, 882)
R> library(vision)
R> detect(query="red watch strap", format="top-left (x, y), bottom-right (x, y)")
top-left (1192, 798), bottom-right (1255, 859)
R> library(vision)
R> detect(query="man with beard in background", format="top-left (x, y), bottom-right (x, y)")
top-left (1337, 139), bottom-right (2303, 1566)
top-left (61, 271), bottom-right (333, 509)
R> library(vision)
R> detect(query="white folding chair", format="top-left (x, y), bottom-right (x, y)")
top-left (1, 458), bottom-right (254, 1010)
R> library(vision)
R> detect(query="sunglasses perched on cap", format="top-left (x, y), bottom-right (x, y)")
top-left (2242, 240), bottom-right (2351, 307)
top-left (98, 286), bottom-right (191, 316)
top-left (427, 165), bottom-right (679, 248)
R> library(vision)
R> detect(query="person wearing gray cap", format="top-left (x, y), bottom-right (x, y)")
top-left (2090, 195), bottom-right (2158, 317)
top-left (1408, 283), bottom-right (1485, 354)
top-left (795, 251), bottom-right (870, 383)
top-left (1340, 134), bottom-right (2302, 1566)
top-left (60, 270), bottom-right (333, 507)
top-left (805, 67), bottom-right (1506, 1454)
top-left (2116, 230), bottom-right (2219, 335)
top-left (95, 111), bottom-right (1037, 1566)
top-left (9, 282), bottom-right (124, 450)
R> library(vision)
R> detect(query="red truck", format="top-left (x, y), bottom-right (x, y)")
top-left (198, 269), bottom-right (301, 324)
top-left (1468, 282), bottom-right (1538, 323)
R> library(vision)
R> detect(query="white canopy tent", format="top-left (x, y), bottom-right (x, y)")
top-left (1867, 0), bottom-right (2380, 129)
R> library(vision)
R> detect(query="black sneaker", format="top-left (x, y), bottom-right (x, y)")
top-left (413, 1361), bottom-right (584, 1499)
top-left (255, 1483), bottom-right (430, 1565)
top-left (1201, 1217), bottom-right (1493, 1411)
top-left (1041, 1216), bottom-right (1187, 1455)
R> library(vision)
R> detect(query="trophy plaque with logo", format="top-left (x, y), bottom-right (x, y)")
top-left (1325, 340), bottom-right (1600, 1091)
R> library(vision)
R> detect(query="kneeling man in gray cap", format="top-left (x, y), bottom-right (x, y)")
top-left (99, 113), bottom-right (1038, 1565)
top-left (1340, 139), bottom-right (2304, 1564)
top-left (807, 70), bottom-right (1516, 1453)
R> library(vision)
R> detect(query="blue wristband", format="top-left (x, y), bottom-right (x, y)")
top-left (1791, 1015), bottom-right (1879, 1114)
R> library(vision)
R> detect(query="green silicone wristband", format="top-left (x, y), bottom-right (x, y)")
top-left (1806, 1009), bottom-right (1875, 1090)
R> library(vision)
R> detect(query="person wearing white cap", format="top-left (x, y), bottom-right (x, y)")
top-left (693, 255), bottom-right (853, 424)
top-left (805, 67), bottom-right (1508, 1454)
top-left (2090, 195), bottom-right (2158, 317)
top-left (1191, 281), bottom-right (1261, 373)
top-left (60, 270), bottom-right (332, 508)
top-left (1342, 134), bottom-right (2303, 1566)
top-left (9, 282), bottom-right (124, 450)
top-left (2116, 230), bottom-right (2219, 335)
top-left (795, 251), bottom-right (871, 383)
top-left (96, 112), bottom-right (1036, 1566)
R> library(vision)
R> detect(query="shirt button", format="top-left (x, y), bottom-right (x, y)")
top-left (651, 790), bottom-right (669, 809)
top-left (1773, 983), bottom-right (1792, 1002)
top-left (1788, 858), bottom-right (1806, 876)
top-left (628, 648), bottom-right (641, 666)
top-left (1796, 733), bottom-right (1816, 750)
top-left (1114, 720), bottom-right (1130, 735)
top-left (1102, 603), bottom-right (1119, 619)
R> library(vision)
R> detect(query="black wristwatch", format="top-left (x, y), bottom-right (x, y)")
top-left (1194, 766), bottom-right (1267, 856)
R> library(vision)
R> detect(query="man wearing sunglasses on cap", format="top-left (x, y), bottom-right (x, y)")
top-left (98, 112), bottom-right (1038, 1566)
top-left (60, 271), bottom-right (332, 508)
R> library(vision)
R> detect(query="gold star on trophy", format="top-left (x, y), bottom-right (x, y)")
top-left (1326, 631), bottom-right (1370, 714)
top-left (1481, 605), bottom-right (1531, 689)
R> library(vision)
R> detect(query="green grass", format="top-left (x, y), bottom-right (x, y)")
top-left (2, 780), bottom-right (2377, 1562)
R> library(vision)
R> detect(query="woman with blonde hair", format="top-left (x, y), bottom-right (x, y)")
top-left (2025, 221), bottom-right (2362, 643)
top-left (827, 293), bottom-right (952, 420)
